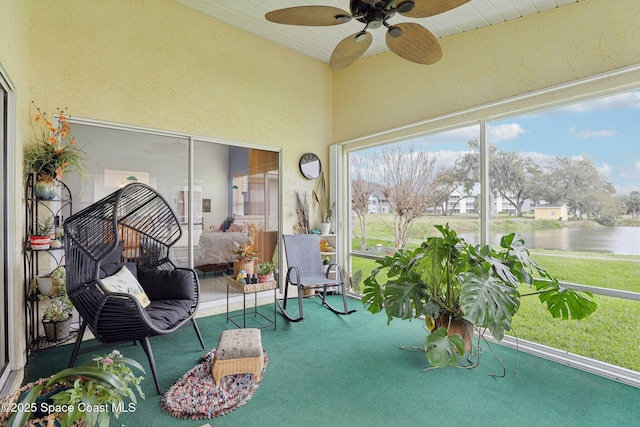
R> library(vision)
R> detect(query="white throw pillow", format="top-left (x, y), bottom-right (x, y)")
top-left (101, 265), bottom-right (151, 308)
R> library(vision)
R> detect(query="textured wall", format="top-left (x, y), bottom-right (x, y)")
top-left (332, 0), bottom-right (640, 145)
top-left (27, 0), bottom-right (333, 231)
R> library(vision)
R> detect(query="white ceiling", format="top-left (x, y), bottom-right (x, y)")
top-left (170, 0), bottom-right (586, 64)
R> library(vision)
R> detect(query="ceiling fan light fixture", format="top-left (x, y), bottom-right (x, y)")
top-left (334, 14), bottom-right (352, 23)
top-left (354, 31), bottom-right (369, 42)
top-left (388, 26), bottom-right (403, 38)
top-left (396, 0), bottom-right (415, 14)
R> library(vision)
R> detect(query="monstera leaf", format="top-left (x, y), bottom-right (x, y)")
top-left (459, 271), bottom-right (520, 340)
top-left (424, 327), bottom-right (466, 368)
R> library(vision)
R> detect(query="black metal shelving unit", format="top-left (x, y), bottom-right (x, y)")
top-left (23, 174), bottom-right (75, 353)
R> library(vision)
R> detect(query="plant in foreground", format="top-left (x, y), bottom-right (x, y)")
top-left (362, 224), bottom-right (598, 369)
top-left (7, 349), bottom-right (145, 427)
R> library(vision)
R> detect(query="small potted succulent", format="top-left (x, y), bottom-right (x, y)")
top-left (256, 262), bottom-right (277, 283)
top-left (29, 215), bottom-right (54, 250)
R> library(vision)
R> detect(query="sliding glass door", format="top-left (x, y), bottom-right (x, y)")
top-left (64, 123), bottom-right (280, 303)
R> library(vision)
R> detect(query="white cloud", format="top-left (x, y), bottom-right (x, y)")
top-left (561, 91), bottom-right (640, 113)
top-left (527, 91), bottom-right (640, 119)
top-left (598, 163), bottom-right (612, 176)
top-left (520, 151), bottom-right (554, 167)
top-left (569, 127), bottom-right (617, 139)
top-left (487, 123), bottom-right (525, 143)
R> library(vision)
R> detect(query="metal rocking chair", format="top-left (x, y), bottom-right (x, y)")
top-left (277, 234), bottom-right (356, 322)
top-left (64, 183), bottom-right (205, 394)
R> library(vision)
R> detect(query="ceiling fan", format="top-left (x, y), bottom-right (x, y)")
top-left (265, 0), bottom-right (470, 71)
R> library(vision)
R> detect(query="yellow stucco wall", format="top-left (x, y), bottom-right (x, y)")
top-left (25, 0), bottom-right (334, 238)
top-left (333, 0), bottom-right (640, 145)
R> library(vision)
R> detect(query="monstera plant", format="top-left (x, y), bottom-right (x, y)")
top-left (362, 224), bottom-right (597, 368)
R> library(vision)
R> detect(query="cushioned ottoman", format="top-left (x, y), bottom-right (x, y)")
top-left (211, 328), bottom-right (264, 386)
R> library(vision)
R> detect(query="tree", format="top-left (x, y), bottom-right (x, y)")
top-left (350, 151), bottom-right (378, 250)
top-left (491, 150), bottom-right (543, 216)
top-left (624, 191), bottom-right (640, 218)
top-left (541, 156), bottom-right (616, 219)
top-left (452, 139), bottom-right (494, 217)
top-left (375, 144), bottom-right (443, 249)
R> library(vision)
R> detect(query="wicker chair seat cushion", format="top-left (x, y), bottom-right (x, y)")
top-left (137, 266), bottom-right (195, 301)
top-left (145, 299), bottom-right (192, 329)
top-left (101, 265), bottom-right (151, 308)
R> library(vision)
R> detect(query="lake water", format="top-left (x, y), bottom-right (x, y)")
top-left (459, 226), bottom-right (640, 256)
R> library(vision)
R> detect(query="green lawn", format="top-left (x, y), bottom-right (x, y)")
top-left (348, 214), bottom-right (640, 372)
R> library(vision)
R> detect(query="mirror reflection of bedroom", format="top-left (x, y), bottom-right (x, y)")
top-left (64, 124), bottom-right (280, 305)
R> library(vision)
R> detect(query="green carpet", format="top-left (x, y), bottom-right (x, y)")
top-left (23, 296), bottom-right (640, 427)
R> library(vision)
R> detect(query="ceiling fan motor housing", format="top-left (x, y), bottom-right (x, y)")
top-left (350, 0), bottom-right (398, 25)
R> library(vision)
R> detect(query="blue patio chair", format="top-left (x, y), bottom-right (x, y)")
top-left (278, 234), bottom-right (355, 322)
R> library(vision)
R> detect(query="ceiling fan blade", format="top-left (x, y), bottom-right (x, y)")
top-left (330, 32), bottom-right (373, 71)
top-left (265, 6), bottom-right (351, 26)
top-left (397, 0), bottom-right (470, 18)
top-left (386, 23), bottom-right (442, 65)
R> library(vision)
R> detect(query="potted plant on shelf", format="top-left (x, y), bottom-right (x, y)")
top-left (30, 265), bottom-right (66, 297)
top-left (231, 239), bottom-right (259, 276)
top-left (361, 223), bottom-right (598, 370)
top-left (3, 349), bottom-right (145, 427)
top-left (29, 215), bottom-right (55, 250)
top-left (34, 266), bottom-right (74, 342)
top-left (41, 293), bottom-right (74, 342)
top-left (312, 170), bottom-right (335, 235)
top-left (23, 102), bottom-right (86, 200)
top-left (256, 262), bottom-right (277, 283)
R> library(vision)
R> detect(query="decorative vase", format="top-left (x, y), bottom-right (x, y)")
top-left (34, 176), bottom-right (57, 200)
top-left (320, 222), bottom-right (331, 235)
top-left (234, 261), bottom-right (254, 276)
top-left (42, 316), bottom-right (72, 342)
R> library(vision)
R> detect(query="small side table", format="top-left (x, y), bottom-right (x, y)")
top-left (224, 276), bottom-right (277, 330)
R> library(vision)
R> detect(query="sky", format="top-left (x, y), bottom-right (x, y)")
top-left (391, 90), bottom-right (640, 196)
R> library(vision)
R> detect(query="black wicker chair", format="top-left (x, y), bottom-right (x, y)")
top-left (64, 183), bottom-right (205, 394)
top-left (277, 234), bottom-right (356, 322)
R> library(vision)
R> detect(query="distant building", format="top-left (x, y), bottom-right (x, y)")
top-left (368, 189), bottom-right (390, 214)
top-left (534, 204), bottom-right (568, 221)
